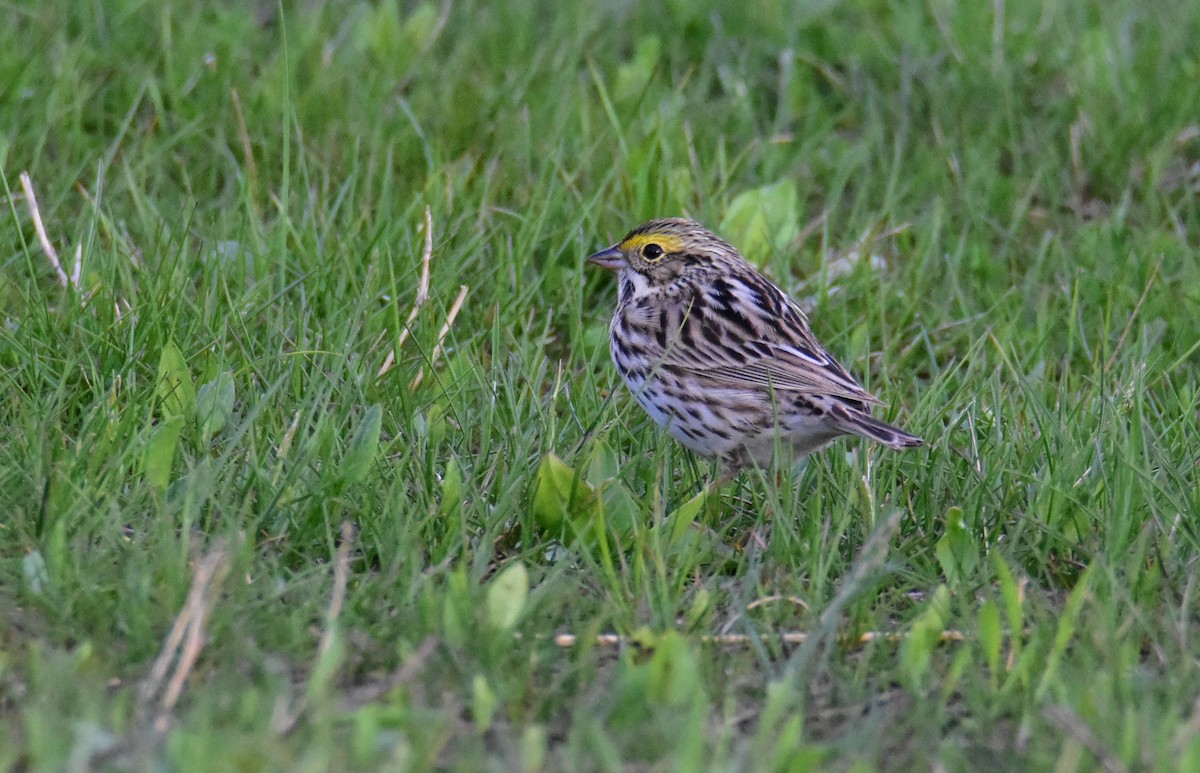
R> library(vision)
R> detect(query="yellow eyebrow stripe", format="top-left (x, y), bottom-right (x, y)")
top-left (620, 233), bottom-right (685, 254)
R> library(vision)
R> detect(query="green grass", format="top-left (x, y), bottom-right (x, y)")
top-left (2, 0), bottom-right (1200, 769)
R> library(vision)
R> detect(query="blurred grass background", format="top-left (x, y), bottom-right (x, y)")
top-left (2, 0), bottom-right (1199, 769)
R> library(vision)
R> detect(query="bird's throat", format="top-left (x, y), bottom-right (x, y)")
top-left (618, 269), bottom-right (657, 305)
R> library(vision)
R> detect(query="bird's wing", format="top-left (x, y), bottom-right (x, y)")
top-left (694, 346), bottom-right (883, 404)
top-left (661, 275), bottom-right (884, 405)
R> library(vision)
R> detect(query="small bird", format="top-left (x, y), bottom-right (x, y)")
top-left (587, 218), bottom-right (922, 473)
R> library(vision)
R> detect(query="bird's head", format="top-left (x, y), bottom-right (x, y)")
top-left (586, 218), bottom-right (739, 293)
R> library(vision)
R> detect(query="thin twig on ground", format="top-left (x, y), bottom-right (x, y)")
top-left (550, 629), bottom-right (965, 648)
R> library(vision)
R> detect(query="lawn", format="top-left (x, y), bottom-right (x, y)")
top-left (2, 0), bottom-right (1199, 770)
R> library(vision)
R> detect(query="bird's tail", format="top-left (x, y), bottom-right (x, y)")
top-left (829, 403), bottom-right (923, 450)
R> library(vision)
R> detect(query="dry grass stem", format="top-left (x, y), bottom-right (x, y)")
top-left (377, 205), bottom-right (433, 377)
top-left (138, 541), bottom-right (231, 730)
top-left (274, 521), bottom-right (356, 735)
top-left (338, 636), bottom-right (439, 712)
top-left (318, 520), bottom-right (355, 660)
top-left (1043, 704), bottom-right (1129, 773)
top-left (19, 171), bottom-right (78, 289)
top-left (408, 283), bottom-right (469, 389)
top-left (551, 629), bottom-right (966, 648)
top-left (230, 88), bottom-right (259, 210)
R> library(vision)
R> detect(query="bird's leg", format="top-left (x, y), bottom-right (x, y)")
top-left (710, 467), bottom-right (737, 490)
top-left (711, 448), bottom-right (750, 489)
top-left (704, 461), bottom-right (772, 556)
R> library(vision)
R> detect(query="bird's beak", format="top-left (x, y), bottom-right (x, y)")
top-left (586, 246), bottom-right (625, 271)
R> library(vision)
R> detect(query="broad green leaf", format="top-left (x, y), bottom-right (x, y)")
top-left (472, 674), bottom-right (497, 732)
top-left (615, 35), bottom-right (661, 103)
top-left (167, 456), bottom-right (216, 511)
top-left (340, 404), bottom-right (383, 486)
top-left (142, 416), bottom-right (185, 490)
top-left (485, 560), bottom-right (529, 631)
top-left (943, 645), bottom-right (974, 699)
top-left (22, 550), bottom-right (49, 596)
top-left (155, 340), bottom-right (195, 420)
top-left (532, 453), bottom-right (574, 533)
top-left (935, 506), bottom-right (978, 585)
top-left (441, 566), bottom-right (471, 648)
top-left (439, 455), bottom-right (464, 515)
top-left (900, 584), bottom-right (952, 689)
top-left (418, 403), bottom-right (448, 450)
top-left (719, 181), bottom-right (800, 265)
top-left (195, 371), bottom-right (235, 445)
top-left (519, 725), bottom-right (547, 773)
top-left (993, 553), bottom-right (1024, 668)
top-left (649, 491), bottom-right (725, 570)
top-left (599, 482), bottom-right (640, 545)
top-left (665, 490), bottom-right (709, 546)
top-left (532, 453), bottom-right (598, 534)
top-left (685, 587), bottom-right (712, 629)
top-left (645, 631), bottom-right (701, 706)
top-left (587, 440), bottom-right (621, 485)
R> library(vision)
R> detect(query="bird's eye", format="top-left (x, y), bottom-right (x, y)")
top-left (642, 243), bottom-right (664, 260)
